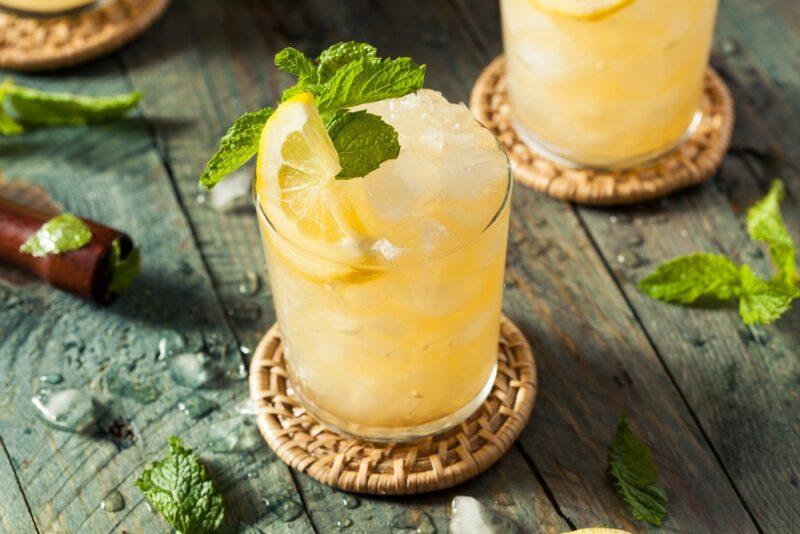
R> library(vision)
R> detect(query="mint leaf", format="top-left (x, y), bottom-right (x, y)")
top-left (638, 253), bottom-right (741, 304)
top-left (107, 238), bottom-right (141, 297)
top-left (317, 41), bottom-right (378, 82)
top-left (323, 109), bottom-right (399, 179)
top-left (135, 436), bottom-right (224, 534)
top-left (739, 264), bottom-right (799, 325)
top-left (275, 47), bottom-right (317, 81)
top-left (0, 80), bottom-right (23, 135)
top-left (316, 56), bottom-right (425, 113)
top-left (4, 85), bottom-right (140, 126)
top-left (19, 213), bottom-right (92, 257)
top-left (608, 415), bottom-right (668, 527)
top-left (747, 179), bottom-right (797, 285)
top-left (200, 107), bottom-right (273, 189)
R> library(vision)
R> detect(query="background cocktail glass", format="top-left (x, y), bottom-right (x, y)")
top-left (255, 91), bottom-right (512, 442)
top-left (0, 0), bottom-right (113, 16)
top-left (500, 0), bottom-right (719, 169)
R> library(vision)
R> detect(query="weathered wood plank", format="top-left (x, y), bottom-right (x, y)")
top-left (115, 0), bottom-right (572, 531)
top-left (0, 437), bottom-right (38, 533)
top-left (0, 59), bottom-right (314, 532)
top-left (452, 0), bottom-right (800, 531)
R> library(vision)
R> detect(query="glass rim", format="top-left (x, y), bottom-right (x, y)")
top-left (252, 136), bottom-right (513, 272)
top-left (0, 0), bottom-right (115, 18)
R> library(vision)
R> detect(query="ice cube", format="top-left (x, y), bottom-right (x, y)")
top-left (450, 496), bottom-right (494, 534)
top-left (209, 161), bottom-right (254, 212)
top-left (371, 238), bottom-right (400, 260)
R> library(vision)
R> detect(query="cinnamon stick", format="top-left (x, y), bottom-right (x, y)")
top-left (0, 196), bottom-right (136, 303)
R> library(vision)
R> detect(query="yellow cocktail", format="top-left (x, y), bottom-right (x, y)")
top-left (255, 90), bottom-right (511, 440)
top-left (501, 0), bottom-right (718, 168)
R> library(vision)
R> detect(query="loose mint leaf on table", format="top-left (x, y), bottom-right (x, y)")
top-left (608, 415), bottom-right (668, 527)
top-left (108, 238), bottom-right (141, 297)
top-left (639, 179), bottom-right (799, 324)
top-left (135, 436), bottom-right (224, 534)
top-left (19, 213), bottom-right (92, 257)
top-left (0, 80), bottom-right (23, 135)
top-left (274, 47), bottom-right (317, 81)
top-left (4, 85), bottom-right (141, 126)
top-left (200, 107), bottom-right (274, 189)
top-left (638, 253), bottom-right (741, 304)
top-left (316, 56), bottom-right (426, 113)
top-left (746, 179), bottom-right (797, 285)
top-left (323, 109), bottom-right (400, 179)
top-left (738, 264), bottom-right (800, 325)
top-left (317, 41), bottom-right (378, 82)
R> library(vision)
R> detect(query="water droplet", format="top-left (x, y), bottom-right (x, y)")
top-left (616, 250), bottom-right (643, 267)
top-left (196, 192), bottom-right (208, 205)
top-left (624, 234), bottom-right (645, 247)
top-left (169, 352), bottom-right (219, 389)
top-left (679, 229), bottom-right (689, 237)
top-left (493, 492), bottom-right (514, 507)
top-left (238, 271), bottom-right (261, 296)
top-left (178, 395), bottom-right (219, 419)
top-left (609, 214), bottom-right (631, 225)
top-left (206, 416), bottom-right (262, 452)
top-left (39, 373), bottom-right (63, 385)
top-left (236, 398), bottom-right (260, 416)
top-left (226, 302), bottom-right (262, 323)
top-left (720, 37), bottom-right (739, 55)
top-left (246, 471), bottom-right (259, 479)
top-left (450, 496), bottom-right (521, 534)
top-left (390, 510), bottom-right (436, 533)
top-left (100, 490), bottom-right (125, 512)
top-left (106, 369), bottom-right (159, 404)
top-left (240, 345), bottom-right (251, 355)
top-left (31, 388), bottom-right (94, 432)
top-left (226, 363), bottom-right (248, 381)
top-left (340, 493), bottom-right (360, 509)
top-left (336, 517), bottom-right (353, 529)
top-left (158, 332), bottom-right (186, 361)
top-left (264, 495), bottom-right (303, 522)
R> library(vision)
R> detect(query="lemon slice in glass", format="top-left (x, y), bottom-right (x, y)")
top-left (531, 0), bottom-right (635, 19)
top-left (256, 92), bottom-right (368, 280)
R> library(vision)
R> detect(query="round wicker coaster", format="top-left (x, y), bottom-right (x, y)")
top-left (248, 315), bottom-right (537, 495)
top-left (470, 55), bottom-right (734, 205)
top-left (0, 0), bottom-right (170, 71)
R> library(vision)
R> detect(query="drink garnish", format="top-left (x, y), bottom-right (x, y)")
top-left (135, 436), bottom-right (225, 534)
top-left (19, 213), bottom-right (92, 257)
top-left (199, 41), bottom-right (425, 189)
top-left (639, 180), bottom-right (799, 325)
top-left (0, 79), bottom-right (140, 135)
top-left (608, 415), bottom-right (668, 527)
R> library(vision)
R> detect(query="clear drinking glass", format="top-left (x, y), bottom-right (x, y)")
top-left (500, 0), bottom-right (719, 169)
top-left (254, 92), bottom-right (512, 442)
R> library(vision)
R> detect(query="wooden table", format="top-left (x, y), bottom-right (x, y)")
top-left (1, 1), bottom-right (798, 532)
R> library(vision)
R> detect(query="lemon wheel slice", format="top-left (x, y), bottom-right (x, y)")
top-left (531, 0), bottom-right (635, 19)
top-left (256, 92), bottom-right (367, 281)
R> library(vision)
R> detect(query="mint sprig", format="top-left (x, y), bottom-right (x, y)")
top-left (608, 415), bottom-right (667, 527)
top-left (199, 41), bottom-right (425, 189)
top-left (639, 180), bottom-right (799, 325)
top-left (0, 80), bottom-right (140, 134)
top-left (135, 436), bottom-right (224, 534)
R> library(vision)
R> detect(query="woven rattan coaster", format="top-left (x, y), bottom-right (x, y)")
top-left (248, 315), bottom-right (537, 495)
top-left (0, 0), bottom-right (170, 71)
top-left (470, 55), bottom-right (734, 205)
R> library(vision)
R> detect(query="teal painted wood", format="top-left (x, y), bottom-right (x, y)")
top-left (0, 60), bottom-right (315, 532)
top-left (0, 438), bottom-right (38, 533)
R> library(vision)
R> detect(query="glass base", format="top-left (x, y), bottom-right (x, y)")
top-left (288, 362), bottom-right (498, 443)
top-left (510, 110), bottom-right (703, 171)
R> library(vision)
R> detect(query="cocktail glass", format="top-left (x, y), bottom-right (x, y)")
top-left (500, 0), bottom-right (719, 169)
top-left (254, 90), bottom-right (512, 442)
